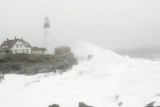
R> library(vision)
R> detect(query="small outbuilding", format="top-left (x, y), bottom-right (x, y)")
top-left (55, 46), bottom-right (71, 56)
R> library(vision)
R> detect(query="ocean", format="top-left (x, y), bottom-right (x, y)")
top-left (0, 42), bottom-right (160, 107)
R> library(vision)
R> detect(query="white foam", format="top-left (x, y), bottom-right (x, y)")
top-left (1, 41), bottom-right (160, 107)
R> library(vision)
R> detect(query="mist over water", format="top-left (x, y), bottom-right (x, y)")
top-left (0, 0), bottom-right (160, 49)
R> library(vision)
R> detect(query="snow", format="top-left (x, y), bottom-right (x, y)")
top-left (1, 41), bottom-right (160, 107)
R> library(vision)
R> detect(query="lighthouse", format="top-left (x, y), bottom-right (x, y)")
top-left (43, 17), bottom-right (53, 54)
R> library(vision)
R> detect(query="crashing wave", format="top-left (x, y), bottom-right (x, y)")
top-left (1, 42), bottom-right (160, 107)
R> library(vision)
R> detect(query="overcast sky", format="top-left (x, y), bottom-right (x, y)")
top-left (0, 0), bottom-right (160, 49)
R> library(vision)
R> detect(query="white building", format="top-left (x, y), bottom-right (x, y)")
top-left (43, 17), bottom-right (54, 54)
top-left (0, 37), bottom-right (32, 54)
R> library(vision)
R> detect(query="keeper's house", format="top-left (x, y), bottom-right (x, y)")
top-left (0, 37), bottom-right (46, 54)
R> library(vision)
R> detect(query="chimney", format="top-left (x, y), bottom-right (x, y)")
top-left (15, 36), bottom-right (17, 40)
top-left (7, 38), bottom-right (9, 41)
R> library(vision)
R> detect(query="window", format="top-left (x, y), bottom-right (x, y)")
top-left (20, 44), bottom-right (23, 48)
top-left (26, 49), bottom-right (28, 54)
top-left (1, 46), bottom-right (6, 48)
top-left (16, 44), bottom-right (19, 48)
top-left (22, 49), bottom-right (25, 53)
top-left (14, 50), bottom-right (17, 54)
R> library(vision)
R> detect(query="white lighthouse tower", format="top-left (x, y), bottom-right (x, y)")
top-left (43, 17), bottom-right (53, 54)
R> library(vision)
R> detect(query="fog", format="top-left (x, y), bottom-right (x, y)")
top-left (0, 0), bottom-right (160, 49)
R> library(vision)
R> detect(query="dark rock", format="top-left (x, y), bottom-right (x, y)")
top-left (87, 54), bottom-right (93, 60)
top-left (48, 104), bottom-right (60, 107)
top-left (145, 101), bottom-right (156, 107)
top-left (118, 102), bottom-right (123, 107)
top-left (79, 102), bottom-right (93, 107)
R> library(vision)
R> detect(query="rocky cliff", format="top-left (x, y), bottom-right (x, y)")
top-left (0, 54), bottom-right (77, 75)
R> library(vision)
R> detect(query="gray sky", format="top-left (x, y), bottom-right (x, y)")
top-left (0, 0), bottom-right (160, 49)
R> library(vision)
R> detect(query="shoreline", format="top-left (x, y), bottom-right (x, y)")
top-left (0, 53), bottom-right (77, 75)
